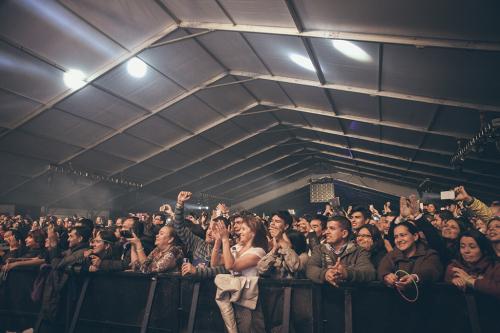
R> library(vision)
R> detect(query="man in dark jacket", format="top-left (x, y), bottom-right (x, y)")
top-left (40, 226), bottom-right (91, 324)
top-left (306, 216), bottom-right (376, 286)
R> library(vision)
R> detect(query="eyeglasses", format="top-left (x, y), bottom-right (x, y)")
top-left (356, 234), bottom-right (372, 239)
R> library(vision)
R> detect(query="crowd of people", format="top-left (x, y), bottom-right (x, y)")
top-left (0, 185), bottom-right (499, 332)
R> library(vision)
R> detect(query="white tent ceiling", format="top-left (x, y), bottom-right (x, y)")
top-left (0, 0), bottom-right (499, 212)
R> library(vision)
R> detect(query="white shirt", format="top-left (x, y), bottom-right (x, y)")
top-left (231, 245), bottom-right (266, 277)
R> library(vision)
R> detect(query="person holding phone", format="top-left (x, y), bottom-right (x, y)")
top-left (128, 225), bottom-right (183, 273)
top-left (99, 216), bottom-right (153, 271)
top-left (86, 230), bottom-right (118, 272)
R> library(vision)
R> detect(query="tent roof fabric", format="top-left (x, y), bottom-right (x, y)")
top-left (0, 0), bottom-right (499, 211)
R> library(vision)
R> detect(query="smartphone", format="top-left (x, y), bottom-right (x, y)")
top-left (120, 230), bottom-right (133, 238)
top-left (331, 197), bottom-right (340, 208)
top-left (440, 190), bottom-right (455, 200)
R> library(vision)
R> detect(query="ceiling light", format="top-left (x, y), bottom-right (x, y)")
top-left (126, 57), bottom-right (147, 78)
top-left (289, 54), bottom-right (315, 71)
top-left (63, 69), bottom-right (86, 89)
top-left (332, 40), bottom-right (371, 62)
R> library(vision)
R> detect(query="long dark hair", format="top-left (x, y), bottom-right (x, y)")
top-left (458, 229), bottom-right (495, 262)
top-left (358, 224), bottom-right (385, 252)
top-left (243, 215), bottom-right (268, 252)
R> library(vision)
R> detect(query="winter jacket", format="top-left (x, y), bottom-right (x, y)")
top-left (306, 241), bottom-right (376, 284)
top-left (378, 242), bottom-right (443, 282)
top-left (445, 257), bottom-right (500, 299)
top-left (257, 247), bottom-right (303, 278)
top-left (40, 242), bottom-right (89, 322)
top-left (466, 197), bottom-right (494, 223)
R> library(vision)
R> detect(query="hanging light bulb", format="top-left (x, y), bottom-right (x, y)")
top-left (126, 57), bottom-right (148, 78)
top-left (63, 69), bottom-right (86, 89)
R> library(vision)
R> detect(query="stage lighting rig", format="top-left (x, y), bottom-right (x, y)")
top-left (451, 118), bottom-right (500, 165)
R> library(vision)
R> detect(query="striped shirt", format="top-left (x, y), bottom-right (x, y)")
top-left (174, 203), bottom-right (228, 279)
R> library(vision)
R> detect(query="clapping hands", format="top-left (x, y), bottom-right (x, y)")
top-left (325, 258), bottom-right (347, 287)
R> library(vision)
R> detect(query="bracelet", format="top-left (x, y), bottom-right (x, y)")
top-left (136, 247), bottom-right (144, 252)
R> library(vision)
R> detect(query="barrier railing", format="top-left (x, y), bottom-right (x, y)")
top-left (0, 267), bottom-right (497, 333)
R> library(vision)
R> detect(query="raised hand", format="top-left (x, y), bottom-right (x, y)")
top-left (399, 196), bottom-right (412, 218)
top-left (454, 186), bottom-right (472, 202)
top-left (128, 231), bottom-right (142, 247)
top-left (408, 195), bottom-right (420, 216)
top-left (216, 221), bottom-right (230, 241)
top-left (177, 191), bottom-right (192, 204)
top-left (216, 203), bottom-right (229, 215)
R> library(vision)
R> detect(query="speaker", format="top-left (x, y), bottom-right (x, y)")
top-left (310, 182), bottom-right (335, 203)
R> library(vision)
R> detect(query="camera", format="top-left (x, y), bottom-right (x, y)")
top-left (120, 230), bottom-right (133, 238)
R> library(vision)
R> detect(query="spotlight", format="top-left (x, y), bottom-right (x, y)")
top-left (332, 40), bottom-right (371, 62)
top-left (289, 54), bottom-right (315, 71)
top-left (126, 57), bottom-right (147, 78)
top-left (63, 69), bottom-right (86, 89)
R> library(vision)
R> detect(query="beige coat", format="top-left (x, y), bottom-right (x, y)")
top-left (215, 274), bottom-right (260, 333)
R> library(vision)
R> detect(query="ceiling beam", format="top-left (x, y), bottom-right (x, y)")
top-left (229, 71), bottom-right (500, 112)
top-left (218, 157), bottom-right (313, 197)
top-left (257, 102), bottom-right (473, 139)
top-left (91, 124), bottom-right (292, 208)
top-left (233, 174), bottom-right (311, 210)
top-left (0, 73), bottom-right (227, 198)
top-left (232, 167), bottom-right (312, 204)
top-left (313, 150), bottom-right (499, 191)
top-left (280, 124), bottom-right (500, 166)
top-left (316, 162), bottom-right (420, 189)
top-left (301, 138), bottom-right (500, 180)
top-left (43, 102), bottom-right (264, 207)
top-left (283, 0), bottom-right (304, 33)
top-left (0, 24), bottom-right (179, 138)
top-left (316, 158), bottom-right (499, 199)
top-left (179, 22), bottom-right (500, 51)
top-left (134, 157), bottom-right (310, 207)
top-left (199, 144), bottom-right (304, 192)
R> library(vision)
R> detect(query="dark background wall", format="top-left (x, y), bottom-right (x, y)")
top-left (253, 181), bottom-right (399, 217)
